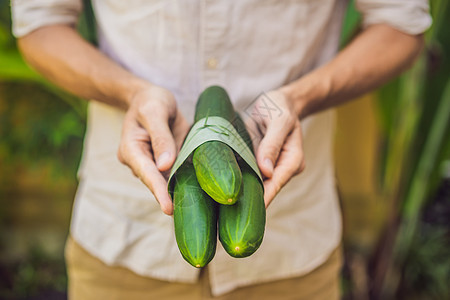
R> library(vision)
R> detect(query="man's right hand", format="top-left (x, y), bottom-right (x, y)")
top-left (117, 85), bottom-right (190, 215)
top-left (17, 25), bottom-right (191, 215)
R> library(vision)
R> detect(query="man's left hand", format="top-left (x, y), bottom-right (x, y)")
top-left (246, 90), bottom-right (305, 208)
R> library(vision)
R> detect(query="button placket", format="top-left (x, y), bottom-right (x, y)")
top-left (200, 0), bottom-right (234, 292)
top-left (201, 0), bottom-right (230, 88)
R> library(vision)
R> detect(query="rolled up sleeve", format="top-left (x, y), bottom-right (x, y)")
top-left (11, 0), bottom-right (82, 38)
top-left (356, 0), bottom-right (432, 35)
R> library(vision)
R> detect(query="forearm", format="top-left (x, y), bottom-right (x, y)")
top-left (282, 24), bottom-right (424, 119)
top-left (17, 25), bottom-right (148, 110)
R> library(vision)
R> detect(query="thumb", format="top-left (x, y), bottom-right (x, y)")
top-left (256, 123), bottom-right (287, 178)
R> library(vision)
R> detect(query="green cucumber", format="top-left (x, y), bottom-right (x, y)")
top-left (218, 163), bottom-right (266, 258)
top-left (193, 142), bottom-right (242, 205)
top-left (194, 86), bottom-right (236, 121)
top-left (173, 162), bottom-right (217, 268)
top-left (193, 86), bottom-right (242, 205)
top-left (219, 111), bottom-right (265, 258)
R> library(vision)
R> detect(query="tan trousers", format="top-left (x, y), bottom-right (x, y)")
top-left (65, 237), bottom-right (342, 300)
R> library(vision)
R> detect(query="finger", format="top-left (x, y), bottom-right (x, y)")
top-left (256, 116), bottom-right (295, 178)
top-left (262, 178), bottom-right (278, 208)
top-left (137, 105), bottom-right (177, 172)
top-left (118, 118), bottom-right (173, 215)
top-left (134, 151), bottom-right (173, 215)
top-left (119, 143), bottom-right (174, 215)
top-left (263, 124), bottom-right (304, 207)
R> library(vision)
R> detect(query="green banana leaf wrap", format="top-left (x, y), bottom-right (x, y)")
top-left (167, 116), bottom-right (262, 198)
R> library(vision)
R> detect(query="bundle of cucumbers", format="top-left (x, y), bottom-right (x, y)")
top-left (171, 86), bottom-right (266, 268)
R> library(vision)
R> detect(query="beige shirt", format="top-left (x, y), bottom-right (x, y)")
top-left (12, 0), bottom-right (431, 296)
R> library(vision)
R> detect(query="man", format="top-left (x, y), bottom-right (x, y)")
top-left (11, 0), bottom-right (431, 299)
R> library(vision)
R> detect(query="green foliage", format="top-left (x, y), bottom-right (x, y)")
top-left (399, 180), bottom-right (450, 300)
top-left (0, 2), bottom-right (84, 298)
top-left (0, 82), bottom-right (85, 179)
top-left (0, 244), bottom-right (67, 299)
top-left (373, 0), bottom-right (450, 298)
top-left (377, 0), bottom-right (450, 199)
top-left (401, 227), bottom-right (450, 300)
top-left (338, 1), bottom-right (450, 299)
top-left (78, 0), bottom-right (98, 45)
top-left (340, 0), bottom-right (361, 47)
top-left (0, 0), bottom-right (87, 183)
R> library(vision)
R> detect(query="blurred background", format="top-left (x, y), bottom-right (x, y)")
top-left (0, 0), bottom-right (449, 299)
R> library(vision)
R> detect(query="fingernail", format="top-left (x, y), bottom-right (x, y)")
top-left (157, 152), bottom-right (171, 168)
top-left (264, 158), bottom-right (274, 173)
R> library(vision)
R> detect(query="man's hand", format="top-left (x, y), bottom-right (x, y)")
top-left (17, 26), bottom-right (191, 215)
top-left (246, 90), bottom-right (305, 208)
top-left (247, 25), bottom-right (423, 208)
top-left (117, 85), bottom-right (190, 215)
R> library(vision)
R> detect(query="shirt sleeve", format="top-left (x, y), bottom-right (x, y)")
top-left (11, 0), bottom-right (83, 38)
top-left (356, 0), bottom-right (432, 35)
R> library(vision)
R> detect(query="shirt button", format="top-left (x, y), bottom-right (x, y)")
top-left (207, 57), bottom-right (218, 69)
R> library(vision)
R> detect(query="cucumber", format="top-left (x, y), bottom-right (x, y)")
top-left (193, 86), bottom-right (242, 205)
top-left (219, 111), bottom-right (266, 258)
top-left (173, 162), bottom-right (217, 268)
top-left (193, 142), bottom-right (242, 205)
top-left (194, 86), bottom-right (236, 122)
top-left (218, 163), bottom-right (266, 258)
